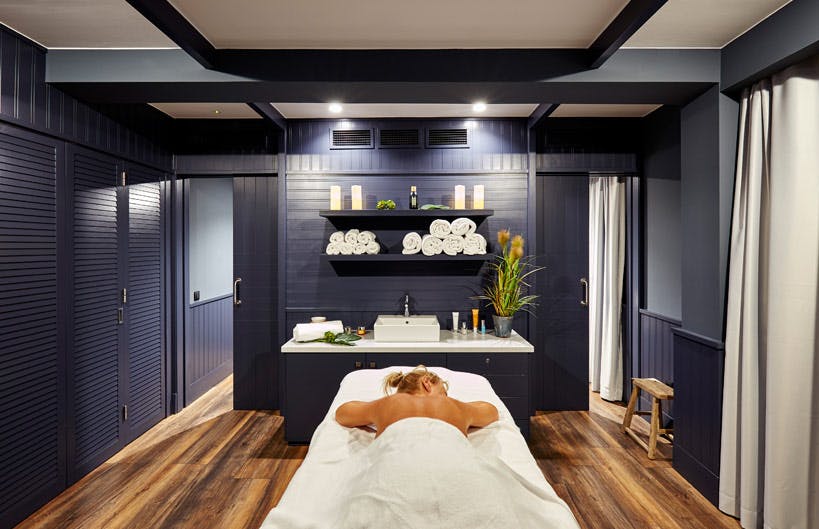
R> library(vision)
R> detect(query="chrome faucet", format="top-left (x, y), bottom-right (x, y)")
top-left (404, 294), bottom-right (410, 317)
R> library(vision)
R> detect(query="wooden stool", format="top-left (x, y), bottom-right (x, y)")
top-left (621, 377), bottom-right (674, 459)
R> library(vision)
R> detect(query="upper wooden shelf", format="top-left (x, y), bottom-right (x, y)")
top-left (319, 209), bottom-right (494, 230)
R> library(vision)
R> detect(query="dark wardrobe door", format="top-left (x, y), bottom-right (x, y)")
top-left (0, 127), bottom-right (64, 529)
top-left (535, 174), bottom-right (589, 411)
top-left (233, 176), bottom-right (278, 410)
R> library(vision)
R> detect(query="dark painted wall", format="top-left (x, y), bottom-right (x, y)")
top-left (535, 117), bottom-right (640, 173)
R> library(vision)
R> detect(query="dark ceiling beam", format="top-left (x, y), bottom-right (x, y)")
top-left (587, 0), bottom-right (667, 69)
top-left (527, 103), bottom-right (560, 129)
top-left (125, 0), bottom-right (216, 68)
top-left (248, 102), bottom-right (286, 131)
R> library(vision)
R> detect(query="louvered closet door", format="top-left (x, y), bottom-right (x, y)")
top-left (123, 163), bottom-right (165, 441)
top-left (0, 128), bottom-right (63, 528)
top-left (71, 148), bottom-right (123, 478)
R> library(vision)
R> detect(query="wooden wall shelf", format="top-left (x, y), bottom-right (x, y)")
top-left (321, 254), bottom-right (491, 276)
top-left (319, 209), bottom-right (494, 230)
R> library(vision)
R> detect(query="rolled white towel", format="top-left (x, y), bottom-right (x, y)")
top-left (450, 217), bottom-right (477, 236)
top-left (326, 242), bottom-right (342, 255)
top-left (365, 241), bottom-right (380, 255)
top-left (429, 219), bottom-right (452, 238)
top-left (293, 320), bottom-right (344, 342)
top-left (421, 235), bottom-right (443, 256)
top-left (329, 231), bottom-right (345, 244)
top-left (353, 242), bottom-right (366, 255)
top-left (344, 229), bottom-right (360, 244)
top-left (357, 230), bottom-right (376, 244)
top-left (338, 242), bottom-right (354, 255)
top-left (442, 234), bottom-right (465, 256)
top-left (463, 233), bottom-right (487, 255)
top-left (402, 232), bottom-right (423, 255)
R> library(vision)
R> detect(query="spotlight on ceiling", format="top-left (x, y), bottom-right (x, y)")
top-left (472, 102), bottom-right (487, 113)
top-left (328, 102), bottom-right (343, 114)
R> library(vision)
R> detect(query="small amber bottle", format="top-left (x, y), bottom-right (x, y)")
top-left (409, 186), bottom-right (418, 209)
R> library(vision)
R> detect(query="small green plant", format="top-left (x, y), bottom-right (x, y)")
top-left (473, 230), bottom-right (543, 317)
top-left (376, 199), bottom-right (396, 210)
top-left (307, 331), bottom-right (362, 346)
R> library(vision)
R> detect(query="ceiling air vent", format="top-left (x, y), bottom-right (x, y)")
top-left (330, 128), bottom-right (374, 149)
top-left (426, 128), bottom-right (469, 148)
top-left (379, 129), bottom-right (421, 148)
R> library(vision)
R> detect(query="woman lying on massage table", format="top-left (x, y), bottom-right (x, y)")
top-left (335, 365), bottom-right (499, 436)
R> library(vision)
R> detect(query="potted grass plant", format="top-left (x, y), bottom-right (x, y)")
top-left (474, 229), bottom-right (543, 337)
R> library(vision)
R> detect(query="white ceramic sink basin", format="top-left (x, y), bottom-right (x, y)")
top-left (373, 315), bottom-right (440, 342)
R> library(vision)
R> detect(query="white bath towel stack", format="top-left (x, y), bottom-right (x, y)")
top-left (402, 218), bottom-right (485, 257)
top-left (326, 229), bottom-right (380, 255)
top-left (292, 320), bottom-right (344, 342)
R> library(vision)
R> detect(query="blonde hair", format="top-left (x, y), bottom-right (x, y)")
top-left (382, 365), bottom-right (448, 395)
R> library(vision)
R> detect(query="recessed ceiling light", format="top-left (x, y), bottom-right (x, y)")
top-left (213, 109), bottom-right (221, 115)
top-left (472, 102), bottom-right (487, 113)
top-left (328, 102), bottom-right (343, 114)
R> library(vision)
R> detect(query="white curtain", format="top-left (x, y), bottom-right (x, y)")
top-left (720, 54), bottom-right (819, 529)
top-left (589, 176), bottom-right (625, 402)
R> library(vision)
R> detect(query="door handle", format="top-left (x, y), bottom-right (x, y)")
top-left (369, 361), bottom-right (377, 369)
top-left (233, 278), bottom-right (242, 306)
top-left (580, 278), bottom-right (589, 307)
top-left (354, 361), bottom-right (363, 368)
top-left (117, 307), bottom-right (124, 324)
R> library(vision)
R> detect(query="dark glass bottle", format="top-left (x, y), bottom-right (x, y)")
top-left (409, 185), bottom-right (418, 209)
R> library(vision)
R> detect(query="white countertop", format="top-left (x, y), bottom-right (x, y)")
top-left (281, 330), bottom-right (533, 353)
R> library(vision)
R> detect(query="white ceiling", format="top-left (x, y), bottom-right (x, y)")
top-left (167, 0), bottom-right (628, 49)
top-left (0, 0), bottom-right (175, 48)
top-left (149, 103), bottom-right (261, 119)
top-left (624, 0), bottom-right (791, 48)
top-left (550, 104), bottom-right (661, 118)
top-left (272, 103), bottom-right (539, 119)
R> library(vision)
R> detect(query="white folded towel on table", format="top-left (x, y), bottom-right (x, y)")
top-left (338, 242), bottom-right (354, 255)
top-left (293, 320), bottom-right (344, 342)
top-left (344, 229), bottom-right (360, 244)
top-left (429, 219), bottom-right (451, 238)
top-left (402, 232), bottom-right (423, 255)
top-left (365, 241), bottom-right (380, 255)
top-left (353, 242), bottom-right (366, 255)
top-left (357, 230), bottom-right (376, 244)
top-left (450, 217), bottom-right (477, 236)
top-left (442, 234), bottom-right (465, 256)
top-left (463, 233), bottom-right (487, 255)
top-left (326, 242), bottom-right (342, 255)
top-left (421, 235), bottom-right (443, 256)
top-left (329, 231), bottom-right (345, 244)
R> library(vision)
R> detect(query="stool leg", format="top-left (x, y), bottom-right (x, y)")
top-left (622, 386), bottom-right (639, 433)
top-left (648, 397), bottom-right (660, 459)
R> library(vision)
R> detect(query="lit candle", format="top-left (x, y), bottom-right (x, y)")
top-left (454, 185), bottom-right (466, 210)
top-left (473, 184), bottom-right (485, 209)
top-left (330, 185), bottom-right (341, 210)
top-left (351, 185), bottom-right (363, 210)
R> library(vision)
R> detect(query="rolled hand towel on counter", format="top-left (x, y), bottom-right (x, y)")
top-left (338, 242), bottom-right (354, 255)
top-left (329, 231), bottom-right (345, 244)
top-left (353, 242), bottom-right (367, 255)
top-left (357, 230), bottom-right (376, 244)
top-left (421, 234), bottom-right (443, 256)
top-left (402, 232), bottom-right (423, 255)
top-left (463, 233), bottom-right (487, 255)
top-left (344, 229), bottom-right (360, 244)
top-left (326, 242), bottom-right (342, 255)
top-left (450, 217), bottom-right (477, 236)
top-left (442, 234), bottom-right (465, 256)
top-left (429, 219), bottom-right (452, 238)
top-left (365, 241), bottom-right (380, 255)
top-left (293, 320), bottom-right (344, 342)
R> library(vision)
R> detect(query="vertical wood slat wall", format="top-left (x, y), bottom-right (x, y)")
top-left (0, 26), bottom-right (171, 529)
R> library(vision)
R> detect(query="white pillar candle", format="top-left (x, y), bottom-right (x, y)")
top-left (473, 184), bottom-right (485, 209)
top-left (330, 185), bottom-right (342, 210)
top-left (454, 185), bottom-right (466, 210)
top-left (351, 185), bottom-right (363, 210)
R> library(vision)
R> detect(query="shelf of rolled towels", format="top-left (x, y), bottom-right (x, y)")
top-left (403, 218), bottom-right (487, 256)
top-left (326, 229), bottom-right (381, 255)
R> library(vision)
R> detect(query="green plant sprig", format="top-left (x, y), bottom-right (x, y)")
top-left (307, 331), bottom-right (362, 346)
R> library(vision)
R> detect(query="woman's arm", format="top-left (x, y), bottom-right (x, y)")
top-left (335, 400), bottom-right (378, 428)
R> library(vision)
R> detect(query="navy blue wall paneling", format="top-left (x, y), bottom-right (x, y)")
top-left (0, 125), bottom-right (64, 529)
top-left (638, 309), bottom-right (679, 421)
top-left (185, 295), bottom-right (233, 405)
top-left (672, 328), bottom-right (725, 507)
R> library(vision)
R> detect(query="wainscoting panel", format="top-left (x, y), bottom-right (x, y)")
top-left (639, 309), bottom-right (679, 421)
top-left (185, 295), bottom-right (233, 405)
top-left (672, 327), bottom-right (725, 506)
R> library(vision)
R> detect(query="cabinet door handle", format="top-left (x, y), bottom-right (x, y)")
top-left (233, 278), bottom-right (242, 306)
top-left (485, 357), bottom-right (491, 365)
top-left (117, 307), bottom-right (124, 324)
top-left (354, 361), bottom-right (362, 368)
top-left (580, 277), bottom-right (589, 307)
top-left (369, 361), bottom-right (377, 368)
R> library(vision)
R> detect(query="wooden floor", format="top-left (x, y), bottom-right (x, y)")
top-left (18, 378), bottom-right (740, 529)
